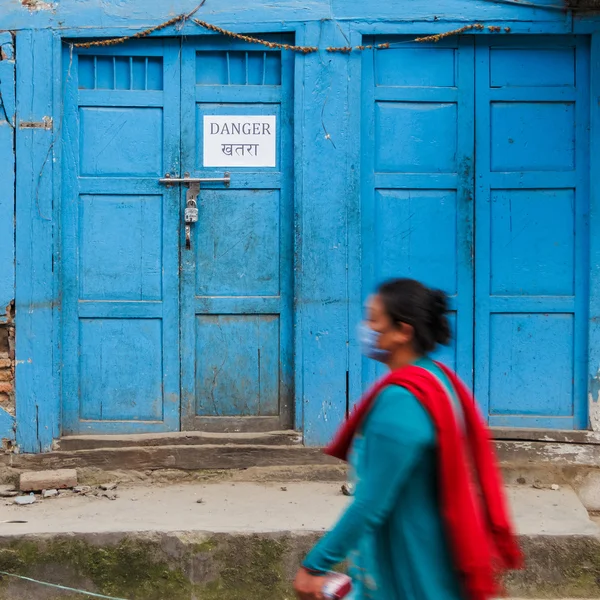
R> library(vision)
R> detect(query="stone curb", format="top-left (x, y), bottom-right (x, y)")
top-left (0, 530), bottom-right (599, 599)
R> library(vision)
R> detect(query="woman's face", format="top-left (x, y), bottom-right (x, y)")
top-left (365, 294), bottom-right (413, 353)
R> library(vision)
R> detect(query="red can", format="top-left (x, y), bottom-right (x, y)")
top-left (322, 573), bottom-right (352, 599)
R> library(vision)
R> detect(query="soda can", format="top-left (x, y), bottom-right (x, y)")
top-left (322, 573), bottom-right (352, 599)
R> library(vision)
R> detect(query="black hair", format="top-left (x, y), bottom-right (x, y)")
top-left (376, 278), bottom-right (452, 354)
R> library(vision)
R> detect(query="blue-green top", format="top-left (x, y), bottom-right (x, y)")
top-left (303, 357), bottom-right (466, 600)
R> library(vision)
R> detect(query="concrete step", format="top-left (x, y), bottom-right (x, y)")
top-left (58, 430), bottom-right (303, 451)
top-left (1, 444), bottom-right (338, 472)
top-left (2, 438), bottom-right (599, 478)
top-left (0, 483), bottom-right (598, 599)
top-left (1, 438), bottom-right (600, 514)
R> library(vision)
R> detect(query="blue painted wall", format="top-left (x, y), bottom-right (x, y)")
top-left (1, 0), bottom-right (599, 450)
top-left (0, 31), bottom-right (15, 442)
top-left (0, 33), bottom-right (14, 323)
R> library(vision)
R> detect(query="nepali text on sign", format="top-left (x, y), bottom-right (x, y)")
top-left (203, 115), bottom-right (277, 168)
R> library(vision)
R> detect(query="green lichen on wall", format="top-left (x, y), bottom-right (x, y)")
top-left (2, 531), bottom-right (600, 599)
top-left (201, 536), bottom-right (294, 600)
top-left (504, 536), bottom-right (600, 599)
top-left (0, 537), bottom-right (195, 600)
top-left (0, 533), bottom-right (305, 600)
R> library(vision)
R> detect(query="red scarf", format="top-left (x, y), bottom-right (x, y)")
top-left (325, 362), bottom-right (523, 600)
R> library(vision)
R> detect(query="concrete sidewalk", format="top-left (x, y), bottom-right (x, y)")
top-left (0, 482), bottom-right (599, 599)
top-left (0, 481), bottom-right (597, 536)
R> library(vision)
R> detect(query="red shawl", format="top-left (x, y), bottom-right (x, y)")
top-left (325, 362), bottom-right (523, 600)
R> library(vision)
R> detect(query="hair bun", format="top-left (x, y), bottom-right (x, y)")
top-left (429, 289), bottom-right (451, 345)
top-left (429, 289), bottom-right (449, 317)
top-left (376, 278), bottom-right (453, 353)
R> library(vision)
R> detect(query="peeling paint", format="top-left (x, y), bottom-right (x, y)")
top-left (496, 440), bottom-right (600, 468)
top-left (20, 0), bottom-right (56, 11)
top-left (589, 366), bottom-right (600, 432)
top-left (18, 116), bottom-right (52, 130)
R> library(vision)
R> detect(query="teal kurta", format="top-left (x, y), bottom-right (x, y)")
top-left (303, 358), bottom-right (466, 600)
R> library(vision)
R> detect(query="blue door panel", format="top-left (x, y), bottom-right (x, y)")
top-left (61, 40), bottom-right (181, 434)
top-left (78, 193), bottom-right (163, 301)
top-left (79, 318), bottom-right (165, 421)
top-left (194, 189), bottom-right (281, 297)
top-left (488, 314), bottom-right (575, 417)
top-left (195, 315), bottom-right (280, 417)
top-left (361, 35), bottom-right (590, 429)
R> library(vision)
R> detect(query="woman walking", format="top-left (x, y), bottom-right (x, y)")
top-left (294, 278), bottom-right (522, 600)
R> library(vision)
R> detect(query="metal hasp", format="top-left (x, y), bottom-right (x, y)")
top-left (158, 173), bottom-right (231, 186)
top-left (159, 172), bottom-right (231, 249)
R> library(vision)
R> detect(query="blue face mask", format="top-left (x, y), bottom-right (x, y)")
top-left (358, 322), bottom-right (390, 363)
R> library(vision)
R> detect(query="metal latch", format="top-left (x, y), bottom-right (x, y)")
top-left (158, 172), bottom-right (231, 188)
top-left (158, 172), bottom-right (230, 249)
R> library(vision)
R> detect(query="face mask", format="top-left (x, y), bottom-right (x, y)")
top-left (358, 322), bottom-right (390, 363)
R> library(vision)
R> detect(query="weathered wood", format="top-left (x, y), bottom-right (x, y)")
top-left (58, 430), bottom-right (302, 451)
top-left (189, 417), bottom-right (285, 434)
top-left (14, 29), bottom-right (58, 452)
top-left (495, 440), bottom-right (600, 468)
top-left (492, 427), bottom-right (600, 446)
top-left (6, 445), bottom-right (339, 471)
top-left (5, 0), bottom-right (600, 453)
top-left (0, 0), bottom-right (574, 32)
top-left (1, 439), bottom-right (598, 474)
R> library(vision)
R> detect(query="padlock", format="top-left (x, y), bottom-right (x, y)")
top-left (185, 200), bottom-right (199, 224)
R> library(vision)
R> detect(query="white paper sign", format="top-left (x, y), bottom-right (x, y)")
top-left (203, 115), bottom-right (277, 168)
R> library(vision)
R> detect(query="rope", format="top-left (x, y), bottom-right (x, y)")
top-left (190, 21), bottom-right (504, 51)
top-left (0, 571), bottom-right (131, 600)
top-left (68, 10), bottom-right (509, 53)
top-left (73, 1), bottom-right (206, 48)
top-left (193, 19), bottom-right (319, 53)
top-left (193, 20), bottom-right (497, 51)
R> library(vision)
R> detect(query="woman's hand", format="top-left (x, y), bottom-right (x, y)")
top-left (293, 567), bottom-right (327, 599)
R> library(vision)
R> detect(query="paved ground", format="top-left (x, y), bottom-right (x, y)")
top-left (1, 482), bottom-right (598, 537)
top-left (1, 483), bottom-right (599, 599)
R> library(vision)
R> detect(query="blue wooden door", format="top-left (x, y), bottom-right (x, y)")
top-left (474, 36), bottom-right (590, 428)
top-left (360, 37), bottom-right (476, 388)
top-left (62, 37), bottom-right (294, 435)
top-left (179, 38), bottom-right (294, 432)
top-left (361, 35), bottom-right (590, 429)
top-left (61, 40), bottom-right (182, 434)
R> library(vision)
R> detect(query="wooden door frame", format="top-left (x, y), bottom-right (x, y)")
top-left (14, 22), bottom-right (600, 452)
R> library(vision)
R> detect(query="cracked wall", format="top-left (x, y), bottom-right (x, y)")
top-left (0, 303), bottom-right (15, 416)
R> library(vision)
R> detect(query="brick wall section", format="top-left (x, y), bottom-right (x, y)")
top-left (0, 303), bottom-right (15, 416)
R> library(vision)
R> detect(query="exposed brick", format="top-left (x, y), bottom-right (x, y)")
top-left (20, 469), bottom-right (78, 492)
top-left (0, 328), bottom-right (8, 354)
top-left (0, 359), bottom-right (11, 368)
top-left (0, 393), bottom-right (8, 403)
top-left (0, 370), bottom-right (12, 382)
top-left (0, 381), bottom-right (13, 394)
